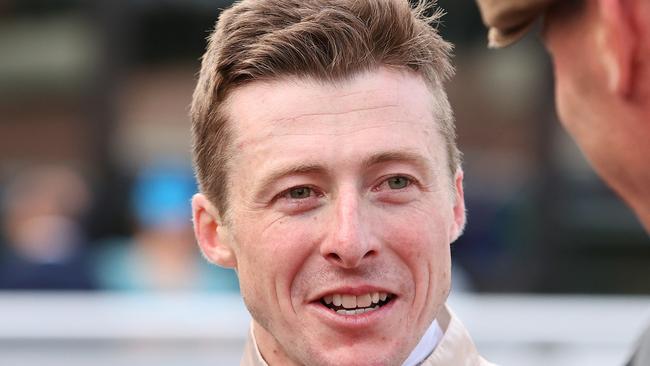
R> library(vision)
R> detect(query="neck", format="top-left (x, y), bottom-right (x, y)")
top-left (253, 321), bottom-right (300, 366)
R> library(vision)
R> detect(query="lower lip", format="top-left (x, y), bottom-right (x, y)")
top-left (306, 298), bottom-right (397, 330)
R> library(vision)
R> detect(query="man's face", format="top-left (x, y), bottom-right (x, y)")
top-left (543, 3), bottom-right (633, 189)
top-left (214, 68), bottom-right (464, 366)
top-left (542, 1), bottom-right (650, 225)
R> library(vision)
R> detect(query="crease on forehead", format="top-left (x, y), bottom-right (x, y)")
top-left (229, 101), bottom-right (435, 149)
top-left (266, 120), bottom-right (429, 140)
top-left (226, 69), bottom-right (433, 122)
top-left (267, 103), bottom-right (400, 125)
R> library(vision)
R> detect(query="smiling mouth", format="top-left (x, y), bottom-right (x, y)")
top-left (320, 292), bottom-right (395, 315)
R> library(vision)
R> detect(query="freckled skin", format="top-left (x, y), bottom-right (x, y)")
top-left (205, 68), bottom-right (465, 366)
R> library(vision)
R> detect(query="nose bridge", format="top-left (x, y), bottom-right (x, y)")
top-left (321, 185), bottom-right (375, 268)
top-left (336, 186), bottom-right (361, 245)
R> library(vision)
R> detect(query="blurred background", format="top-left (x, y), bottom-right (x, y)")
top-left (0, 0), bottom-right (648, 365)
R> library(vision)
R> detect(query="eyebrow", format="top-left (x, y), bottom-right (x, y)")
top-left (360, 151), bottom-right (432, 174)
top-left (254, 163), bottom-right (328, 198)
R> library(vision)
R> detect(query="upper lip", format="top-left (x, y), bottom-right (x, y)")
top-left (309, 285), bottom-right (397, 303)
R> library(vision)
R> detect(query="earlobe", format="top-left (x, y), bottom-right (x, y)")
top-left (450, 169), bottom-right (466, 243)
top-left (192, 193), bottom-right (238, 268)
top-left (598, 0), bottom-right (637, 97)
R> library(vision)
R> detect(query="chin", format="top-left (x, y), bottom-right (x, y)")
top-left (303, 339), bottom-right (410, 366)
top-left (309, 353), bottom-right (403, 366)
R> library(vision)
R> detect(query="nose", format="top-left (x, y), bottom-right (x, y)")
top-left (320, 189), bottom-right (378, 268)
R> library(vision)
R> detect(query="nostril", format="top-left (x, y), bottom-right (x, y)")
top-left (325, 250), bottom-right (376, 265)
top-left (327, 253), bottom-right (342, 262)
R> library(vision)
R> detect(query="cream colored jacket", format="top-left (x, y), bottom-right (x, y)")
top-left (240, 305), bottom-right (496, 366)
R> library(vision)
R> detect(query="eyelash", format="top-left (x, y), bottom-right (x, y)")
top-left (373, 174), bottom-right (417, 191)
top-left (276, 185), bottom-right (322, 201)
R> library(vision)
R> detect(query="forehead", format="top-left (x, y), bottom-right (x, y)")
top-left (223, 68), bottom-right (447, 173)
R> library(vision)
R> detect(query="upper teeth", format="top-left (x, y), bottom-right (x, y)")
top-left (322, 292), bottom-right (389, 309)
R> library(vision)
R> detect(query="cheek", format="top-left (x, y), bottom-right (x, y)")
top-left (235, 215), bottom-right (321, 301)
top-left (375, 206), bottom-right (452, 274)
top-left (553, 78), bottom-right (574, 128)
top-left (553, 63), bottom-right (598, 145)
top-left (376, 208), bottom-right (451, 324)
top-left (547, 27), bottom-right (604, 137)
top-left (378, 199), bottom-right (452, 244)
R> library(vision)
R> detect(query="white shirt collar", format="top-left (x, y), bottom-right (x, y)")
top-left (402, 319), bottom-right (444, 366)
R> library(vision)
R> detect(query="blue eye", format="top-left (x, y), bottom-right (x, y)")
top-left (288, 186), bottom-right (312, 199)
top-left (386, 176), bottom-right (410, 189)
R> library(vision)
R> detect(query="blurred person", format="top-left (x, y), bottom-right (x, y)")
top-left (190, 0), bottom-right (495, 365)
top-left (94, 159), bottom-right (238, 292)
top-left (0, 165), bottom-right (95, 290)
top-left (474, 0), bottom-right (650, 364)
top-left (476, 0), bottom-right (650, 231)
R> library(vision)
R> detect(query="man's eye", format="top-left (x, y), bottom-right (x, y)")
top-left (288, 186), bottom-right (312, 199)
top-left (386, 176), bottom-right (410, 189)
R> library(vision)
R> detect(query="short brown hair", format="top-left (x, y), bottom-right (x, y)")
top-left (191, 0), bottom-right (458, 215)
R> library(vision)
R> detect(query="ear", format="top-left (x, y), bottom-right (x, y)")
top-left (598, 0), bottom-right (637, 97)
top-left (450, 169), bottom-right (466, 243)
top-left (191, 193), bottom-right (237, 268)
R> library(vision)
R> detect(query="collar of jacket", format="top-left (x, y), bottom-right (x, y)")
top-left (239, 304), bottom-right (496, 366)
